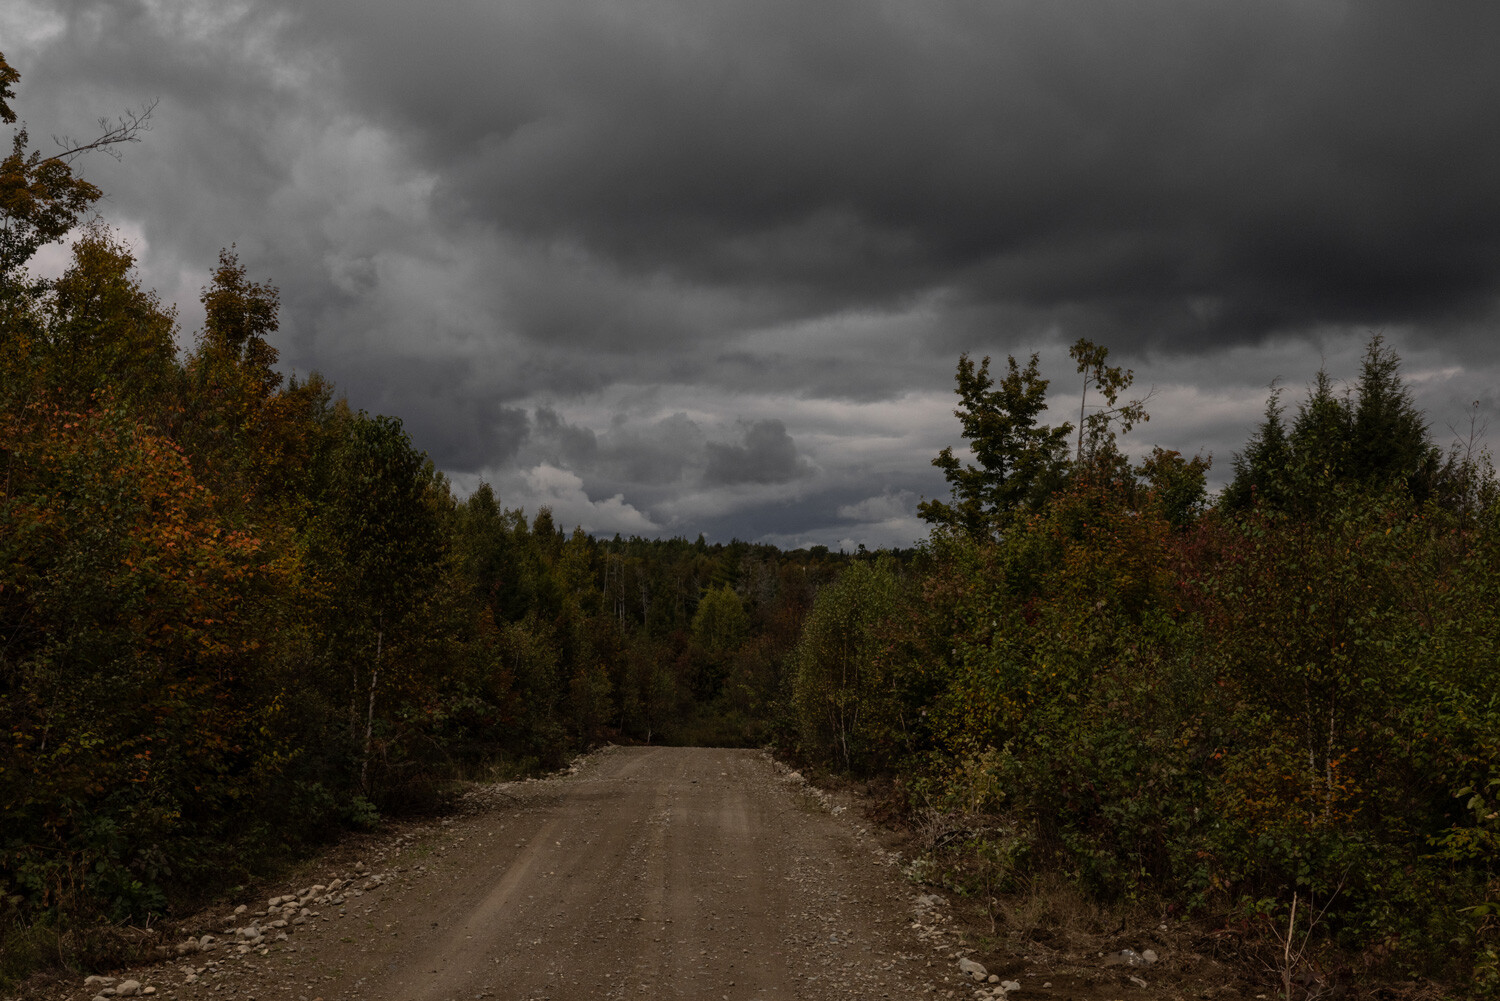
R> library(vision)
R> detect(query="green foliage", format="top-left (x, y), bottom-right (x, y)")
top-left (0, 51), bottom-right (149, 292)
top-left (1225, 336), bottom-right (1449, 515)
top-left (918, 352), bottom-right (1072, 540)
top-left (792, 557), bottom-right (908, 772)
top-left (1068, 336), bottom-right (1150, 471)
top-left (1136, 446), bottom-right (1211, 528)
top-left (785, 344), bottom-right (1500, 993)
top-left (692, 584), bottom-right (749, 656)
top-left (41, 224), bottom-right (178, 412)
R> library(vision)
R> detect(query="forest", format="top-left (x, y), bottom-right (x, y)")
top-left (3, 51), bottom-right (1498, 993)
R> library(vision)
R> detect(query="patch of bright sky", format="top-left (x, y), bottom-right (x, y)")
top-left (0, 2), bottom-right (67, 48)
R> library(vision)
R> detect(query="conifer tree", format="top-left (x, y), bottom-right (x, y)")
top-left (1224, 388), bottom-right (1292, 511)
top-left (918, 352), bottom-right (1072, 539)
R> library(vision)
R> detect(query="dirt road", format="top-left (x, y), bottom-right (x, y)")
top-left (216, 746), bottom-right (948, 1000)
top-left (49, 745), bottom-right (1265, 1001)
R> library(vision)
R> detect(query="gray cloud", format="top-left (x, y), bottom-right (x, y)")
top-left (269, 0), bottom-right (1500, 348)
top-left (703, 420), bottom-right (812, 487)
top-left (4, 0), bottom-right (1499, 546)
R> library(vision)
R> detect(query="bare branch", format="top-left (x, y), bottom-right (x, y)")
top-left (51, 98), bottom-right (158, 162)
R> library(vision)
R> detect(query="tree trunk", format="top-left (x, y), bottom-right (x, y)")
top-left (360, 622), bottom-right (382, 793)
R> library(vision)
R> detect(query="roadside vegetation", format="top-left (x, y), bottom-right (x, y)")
top-left (3, 49), bottom-right (1496, 995)
top-left (786, 339), bottom-right (1500, 995)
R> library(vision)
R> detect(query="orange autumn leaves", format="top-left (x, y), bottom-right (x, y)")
top-left (2, 402), bottom-right (275, 673)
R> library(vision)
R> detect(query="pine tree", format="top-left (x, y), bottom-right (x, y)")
top-left (1224, 388), bottom-right (1292, 511)
top-left (1349, 335), bottom-right (1437, 493)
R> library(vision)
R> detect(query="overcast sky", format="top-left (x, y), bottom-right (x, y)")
top-left (5, 1), bottom-right (1499, 548)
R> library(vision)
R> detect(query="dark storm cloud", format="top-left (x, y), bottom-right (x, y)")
top-left (278, 0), bottom-right (1500, 351)
top-left (703, 420), bottom-right (811, 487)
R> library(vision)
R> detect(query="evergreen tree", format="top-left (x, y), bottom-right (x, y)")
top-left (1349, 335), bottom-right (1437, 494)
top-left (1224, 388), bottom-right (1292, 511)
top-left (918, 352), bottom-right (1072, 539)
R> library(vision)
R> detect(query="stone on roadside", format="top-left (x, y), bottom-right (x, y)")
top-left (115, 981), bottom-right (142, 997)
top-left (958, 956), bottom-right (988, 980)
top-left (85, 976), bottom-right (116, 987)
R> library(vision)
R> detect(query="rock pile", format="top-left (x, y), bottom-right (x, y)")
top-left (82, 860), bottom-right (393, 1000)
top-left (82, 977), bottom-right (152, 999)
top-left (776, 764), bottom-right (847, 815)
top-left (955, 954), bottom-right (1022, 998)
top-left (910, 892), bottom-right (953, 945)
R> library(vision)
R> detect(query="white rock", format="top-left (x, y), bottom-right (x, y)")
top-left (115, 981), bottom-right (143, 997)
top-left (233, 904), bottom-right (247, 915)
top-left (958, 957), bottom-right (988, 980)
top-left (1141, 948), bottom-right (1159, 965)
top-left (1128, 974), bottom-right (1148, 988)
top-left (85, 976), bottom-right (117, 987)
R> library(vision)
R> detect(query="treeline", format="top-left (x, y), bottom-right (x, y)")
top-left (784, 339), bottom-right (1500, 992)
top-left (1, 52), bottom-right (847, 977)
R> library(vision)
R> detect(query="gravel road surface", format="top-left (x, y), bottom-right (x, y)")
top-left (202, 746), bottom-right (952, 1000)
